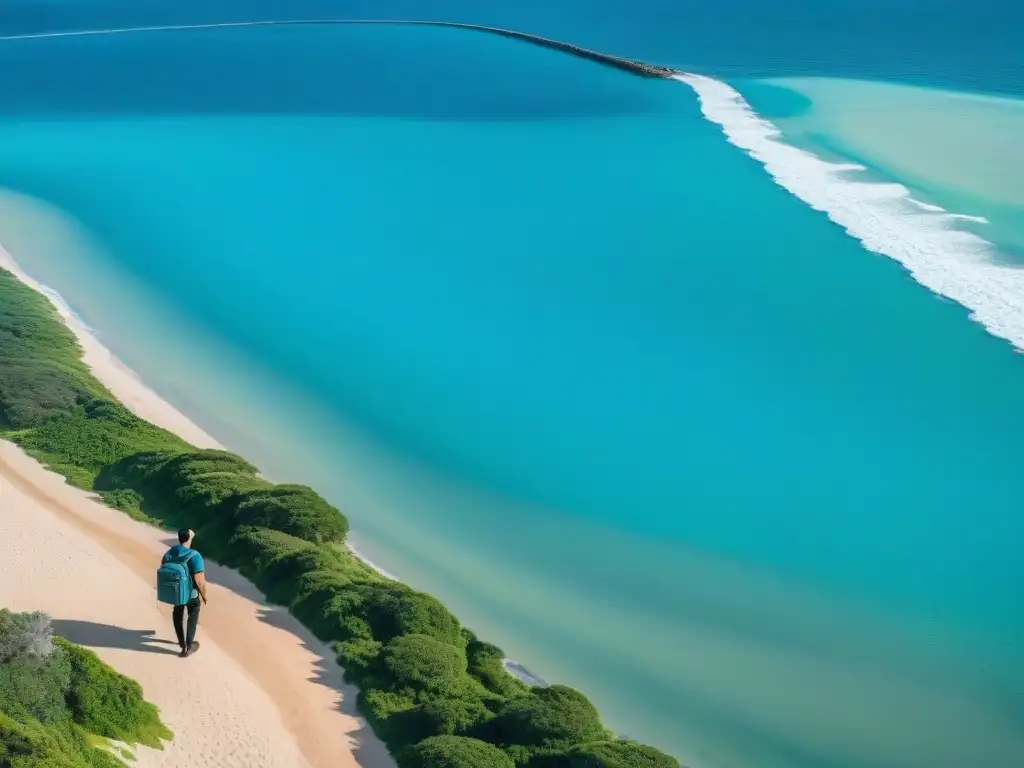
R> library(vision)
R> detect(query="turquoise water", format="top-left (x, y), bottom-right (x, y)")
top-left (0, 8), bottom-right (1023, 768)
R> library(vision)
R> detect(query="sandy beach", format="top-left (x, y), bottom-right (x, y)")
top-left (0, 245), bottom-right (394, 767)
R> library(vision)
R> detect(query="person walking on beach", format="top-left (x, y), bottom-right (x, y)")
top-left (156, 528), bottom-right (208, 657)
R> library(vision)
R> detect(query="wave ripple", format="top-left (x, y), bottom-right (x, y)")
top-left (674, 73), bottom-right (1024, 352)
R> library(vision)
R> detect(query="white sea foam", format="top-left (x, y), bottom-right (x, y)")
top-left (908, 199), bottom-right (947, 213)
top-left (673, 73), bottom-right (1024, 351)
top-left (951, 213), bottom-right (990, 224)
top-left (907, 198), bottom-right (990, 224)
top-left (36, 283), bottom-right (101, 336)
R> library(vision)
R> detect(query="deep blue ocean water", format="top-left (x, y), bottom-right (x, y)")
top-left (0, 3), bottom-right (1021, 767)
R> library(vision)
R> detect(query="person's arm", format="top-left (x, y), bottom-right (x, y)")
top-left (194, 570), bottom-right (209, 605)
top-left (191, 552), bottom-right (208, 605)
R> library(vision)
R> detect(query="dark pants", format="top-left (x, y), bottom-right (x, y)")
top-left (172, 597), bottom-right (201, 648)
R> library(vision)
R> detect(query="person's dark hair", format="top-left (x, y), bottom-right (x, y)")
top-left (177, 529), bottom-right (192, 544)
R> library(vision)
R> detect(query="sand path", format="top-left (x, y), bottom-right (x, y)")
top-left (0, 440), bottom-right (394, 768)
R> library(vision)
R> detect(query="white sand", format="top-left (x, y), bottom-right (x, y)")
top-left (0, 245), bottom-right (394, 767)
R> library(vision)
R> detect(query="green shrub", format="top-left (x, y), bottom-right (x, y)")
top-left (0, 711), bottom-right (120, 768)
top-left (190, 513), bottom-right (244, 562)
top-left (383, 634), bottom-right (468, 692)
top-left (488, 686), bottom-right (605, 751)
top-left (467, 640), bottom-right (527, 698)
top-left (146, 450), bottom-right (266, 528)
top-left (0, 651), bottom-right (71, 726)
top-left (95, 449), bottom-right (263, 529)
top-left (176, 472), bottom-right (268, 518)
top-left (258, 545), bottom-right (345, 594)
top-left (0, 362), bottom-right (83, 429)
top-left (0, 607), bottom-right (169, 768)
top-left (359, 585), bottom-right (465, 648)
top-left (544, 740), bottom-right (681, 768)
top-left (0, 270), bottom-right (100, 432)
top-left (368, 634), bottom-right (502, 748)
top-left (290, 570), bottom-right (359, 639)
top-left (0, 610), bottom-right (72, 727)
top-left (92, 450), bottom-right (173, 499)
top-left (59, 638), bottom-right (171, 748)
top-left (289, 577), bottom-right (466, 649)
top-left (14, 395), bottom-right (185, 480)
top-left (360, 688), bottom-right (417, 743)
top-left (336, 637), bottom-right (384, 682)
top-left (398, 735), bottom-right (516, 768)
top-left (230, 485), bottom-right (348, 544)
top-left (223, 526), bottom-right (345, 602)
top-left (154, 450), bottom-right (260, 492)
top-left (360, 685), bottom-right (495, 750)
top-left (97, 487), bottom-right (143, 514)
top-left (216, 526), bottom-right (347, 603)
top-left (169, 453), bottom-right (266, 509)
top-left (410, 691), bottom-right (496, 738)
top-left (225, 526), bottom-right (315, 572)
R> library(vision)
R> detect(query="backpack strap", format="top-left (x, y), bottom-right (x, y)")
top-left (166, 548), bottom-right (196, 573)
top-left (166, 548), bottom-right (197, 566)
top-left (177, 549), bottom-right (198, 596)
top-left (180, 550), bottom-right (197, 578)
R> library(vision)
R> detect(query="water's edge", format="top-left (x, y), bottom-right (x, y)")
top-left (0, 241), bottom-right (550, 690)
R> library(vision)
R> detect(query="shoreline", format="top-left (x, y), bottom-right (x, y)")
top-left (0, 242), bottom-right (548, 705)
top-left (344, 537), bottom-right (544, 687)
top-left (1, 237), bottom-right (386, 576)
top-left (0, 243), bottom-right (222, 450)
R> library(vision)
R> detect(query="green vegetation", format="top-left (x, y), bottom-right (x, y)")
top-left (0, 270), bottom-right (187, 490)
top-left (0, 268), bottom-right (680, 767)
top-left (0, 609), bottom-right (170, 767)
top-left (399, 735), bottom-right (517, 768)
top-left (552, 740), bottom-right (684, 767)
top-left (485, 685), bottom-right (608, 751)
top-left (61, 638), bottom-right (169, 749)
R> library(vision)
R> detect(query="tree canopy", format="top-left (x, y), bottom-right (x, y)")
top-left (399, 735), bottom-right (516, 768)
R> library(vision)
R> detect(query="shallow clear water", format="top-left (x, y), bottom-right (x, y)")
top-left (0, 6), bottom-right (1022, 768)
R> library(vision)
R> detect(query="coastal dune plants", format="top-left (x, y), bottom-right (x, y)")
top-left (0, 608), bottom-right (171, 767)
top-left (0, 268), bottom-right (679, 767)
top-left (398, 734), bottom-right (517, 768)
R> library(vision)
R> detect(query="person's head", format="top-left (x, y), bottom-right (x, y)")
top-left (177, 528), bottom-right (195, 548)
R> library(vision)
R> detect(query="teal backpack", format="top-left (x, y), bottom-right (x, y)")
top-left (156, 550), bottom-right (196, 606)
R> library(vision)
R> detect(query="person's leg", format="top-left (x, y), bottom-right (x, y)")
top-left (172, 605), bottom-right (186, 649)
top-left (185, 597), bottom-right (202, 648)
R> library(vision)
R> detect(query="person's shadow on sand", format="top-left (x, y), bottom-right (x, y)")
top-left (51, 619), bottom-right (181, 656)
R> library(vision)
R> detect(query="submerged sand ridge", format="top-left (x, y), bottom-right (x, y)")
top-left (0, 440), bottom-right (395, 768)
top-left (0, 19), bottom-right (680, 78)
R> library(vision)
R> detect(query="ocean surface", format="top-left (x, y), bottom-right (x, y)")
top-left (0, 2), bottom-right (1022, 767)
